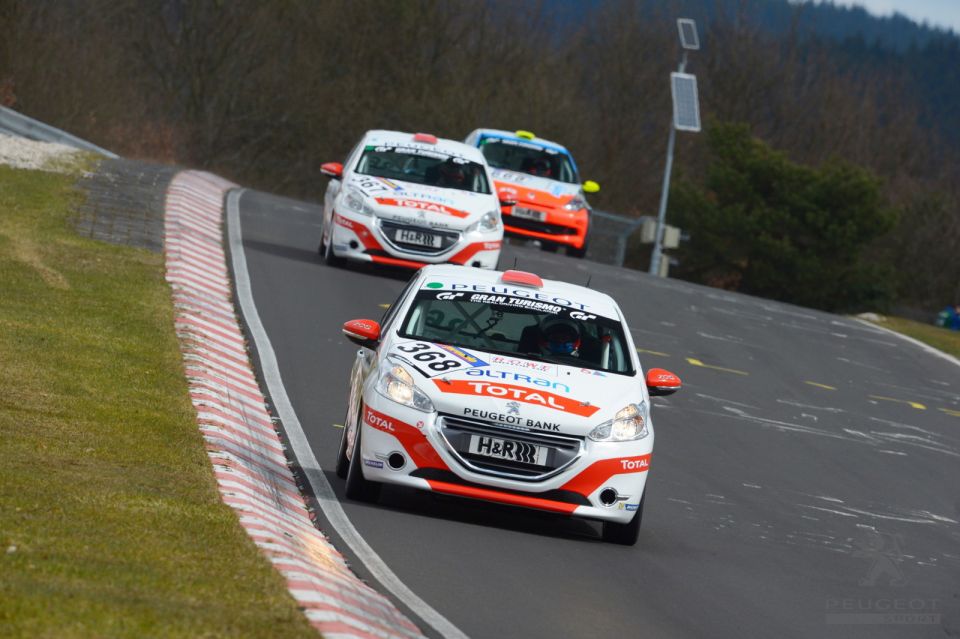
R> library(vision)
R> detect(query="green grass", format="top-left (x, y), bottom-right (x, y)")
top-left (0, 165), bottom-right (317, 638)
top-left (865, 315), bottom-right (960, 360)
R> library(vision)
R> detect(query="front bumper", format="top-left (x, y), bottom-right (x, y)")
top-left (330, 210), bottom-right (502, 269)
top-left (502, 206), bottom-right (588, 249)
top-left (355, 393), bottom-right (652, 524)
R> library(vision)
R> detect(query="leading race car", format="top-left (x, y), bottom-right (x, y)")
top-left (335, 264), bottom-right (681, 545)
top-left (318, 130), bottom-right (506, 270)
top-left (464, 128), bottom-right (599, 258)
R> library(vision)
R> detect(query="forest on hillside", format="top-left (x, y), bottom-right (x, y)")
top-left (1, 0), bottom-right (957, 315)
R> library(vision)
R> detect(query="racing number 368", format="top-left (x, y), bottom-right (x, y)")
top-left (397, 343), bottom-right (462, 372)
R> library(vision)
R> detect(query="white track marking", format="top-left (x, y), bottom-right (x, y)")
top-left (227, 189), bottom-right (469, 639)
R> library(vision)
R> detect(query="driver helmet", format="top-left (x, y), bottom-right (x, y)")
top-left (438, 159), bottom-right (466, 185)
top-left (529, 158), bottom-right (552, 177)
top-left (538, 316), bottom-right (581, 355)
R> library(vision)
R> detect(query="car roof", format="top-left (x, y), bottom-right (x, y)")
top-left (470, 128), bottom-right (571, 155)
top-left (362, 130), bottom-right (486, 163)
top-left (414, 264), bottom-right (622, 319)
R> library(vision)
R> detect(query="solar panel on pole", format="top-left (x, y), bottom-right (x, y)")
top-left (670, 72), bottom-right (701, 132)
top-left (677, 18), bottom-right (700, 50)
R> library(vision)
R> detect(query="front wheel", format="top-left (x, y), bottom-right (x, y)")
top-left (601, 492), bottom-right (644, 545)
top-left (344, 418), bottom-right (381, 502)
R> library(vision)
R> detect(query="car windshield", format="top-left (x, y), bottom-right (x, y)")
top-left (397, 288), bottom-right (634, 375)
top-left (355, 146), bottom-right (491, 194)
top-left (479, 138), bottom-right (578, 184)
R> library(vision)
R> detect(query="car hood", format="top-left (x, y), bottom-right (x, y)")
top-left (346, 174), bottom-right (497, 231)
top-left (490, 168), bottom-right (582, 208)
top-left (387, 339), bottom-right (644, 437)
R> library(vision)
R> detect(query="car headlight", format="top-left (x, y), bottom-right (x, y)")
top-left (375, 362), bottom-right (435, 412)
top-left (342, 189), bottom-right (374, 216)
top-left (587, 403), bottom-right (649, 442)
top-left (466, 210), bottom-right (501, 233)
top-left (563, 195), bottom-right (589, 211)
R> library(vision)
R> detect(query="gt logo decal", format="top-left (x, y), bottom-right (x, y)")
top-left (432, 380), bottom-right (600, 417)
top-left (570, 311), bottom-right (597, 321)
top-left (375, 198), bottom-right (469, 219)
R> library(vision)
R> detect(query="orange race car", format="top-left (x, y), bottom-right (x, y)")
top-left (464, 129), bottom-right (599, 258)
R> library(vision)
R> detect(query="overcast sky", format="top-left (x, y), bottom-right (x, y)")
top-left (811, 0), bottom-right (960, 33)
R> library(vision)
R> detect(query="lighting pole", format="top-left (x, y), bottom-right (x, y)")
top-left (649, 18), bottom-right (702, 276)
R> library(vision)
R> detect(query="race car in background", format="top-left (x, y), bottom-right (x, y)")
top-left (336, 264), bottom-right (682, 545)
top-left (464, 129), bottom-right (599, 258)
top-left (319, 130), bottom-right (508, 270)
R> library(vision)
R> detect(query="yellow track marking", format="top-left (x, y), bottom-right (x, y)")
top-left (685, 357), bottom-right (749, 376)
top-left (637, 348), bottom-right (670, 357)
top-left (939, 408), bottom-right (960, 418)
top-left (333, 423), bottom-right (344, 429)
top-left (804, 381), bottom-right (837, 391)
top-left (868, 395), bottom-right (926, 410)
top-left (379, 303), bottom-right (390, 308)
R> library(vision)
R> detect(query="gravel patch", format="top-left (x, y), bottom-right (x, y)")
top-left (0, 132), bottom-right (82, 172)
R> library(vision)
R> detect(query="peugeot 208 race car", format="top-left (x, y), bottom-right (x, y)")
top-left (336, 264), bottom-right (681, 545)
top-left (318, 130), bottom-right (506, 270)
top-left (464, 129), bottom-right (599, 258)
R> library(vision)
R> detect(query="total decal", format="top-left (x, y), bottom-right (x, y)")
top-left (422, 281), bottom-right (589, 311)
top-left (433, 379), bottom-right (600, 417)
top-left (374, 197), bottom-right (469, 219)
top-left (392, 341), bottom-right (489, 378)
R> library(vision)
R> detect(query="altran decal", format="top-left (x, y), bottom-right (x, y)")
top-left (464, 368), bottom-right (569, 392)
top-left (432, 379), bottom-right (599, 417)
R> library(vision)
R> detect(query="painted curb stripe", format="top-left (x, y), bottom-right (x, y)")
top-left (164, 171), bottom-right (426, 638)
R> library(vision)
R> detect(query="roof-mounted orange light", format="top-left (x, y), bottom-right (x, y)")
top-left (501, 270), bottom-right (543, 288)
top-left (413, 133), bottom-right (438, 144)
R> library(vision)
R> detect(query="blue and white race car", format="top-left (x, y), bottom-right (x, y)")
top-left (336, 264), bottom-right (681, 544)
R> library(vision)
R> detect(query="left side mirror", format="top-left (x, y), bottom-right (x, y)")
top-left (582, 180), bottom-right (600, 194)
top-left (343, 319), bottom-right (381, 349)
top-left (646, 368), bottom-right (681, 396)
top-left (321, 162), bottom-right (343, 179)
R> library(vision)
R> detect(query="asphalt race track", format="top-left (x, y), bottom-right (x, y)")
top-left (233, 189), bottom-right (960, 639)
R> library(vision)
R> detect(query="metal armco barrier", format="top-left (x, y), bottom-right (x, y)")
top-left (0, 105), bottom-right (118, 158)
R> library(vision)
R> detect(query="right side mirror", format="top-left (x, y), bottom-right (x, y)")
top-left (342, 319), bottom-right (381, 349)
top-left (321, 162), bottom-right (343, 179)
top-left (582, 180), bottom-right (600, 194)
top-left (646, 368), bottom-right (681, 396)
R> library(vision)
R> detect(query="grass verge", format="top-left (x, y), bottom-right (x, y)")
top-left (863, 315), bottom-right (960, 360)
top-left (0, 164), bottom-right (317, 638)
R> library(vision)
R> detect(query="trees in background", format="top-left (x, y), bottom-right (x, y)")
top-left (671, 123), bottom-right (896, 312)
top-left (1, 0), bottom-right (956, 314)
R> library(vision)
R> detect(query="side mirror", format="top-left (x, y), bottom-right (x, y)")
top-left (646, 368), bottom-right (681, 397)
top-left (582, 180), bottom-right (600, 194)
top-left (321, 162), bottom-right (343, 179)
top-left (343, 319), bottom-right (381, 348)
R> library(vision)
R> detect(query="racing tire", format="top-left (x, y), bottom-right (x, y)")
top-left (344, 419), bottom-right (381, 503)
top-left (334, 407), bottom-right (351, 479)
top-left (601, 492), bottom-right (644, 545)
top-left (566, 219), bottom-right (590, 259)
top-left (566, 235), bottom-right (589, 259)
top-left (322, 227), bottom-right (345, 267)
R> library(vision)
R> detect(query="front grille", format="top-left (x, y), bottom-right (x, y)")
top-left (378, 220), bottom-right (460, 255)
top-left (437, 413), bottom-right (583, 482)
top-left (504, 214), bottom-right (577, 236)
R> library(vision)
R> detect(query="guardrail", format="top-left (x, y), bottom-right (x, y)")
top-left (0, 106), bottom-right (118, 158)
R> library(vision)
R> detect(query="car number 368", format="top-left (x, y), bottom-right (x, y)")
top-left (395, 342), bottom-right (465, 375)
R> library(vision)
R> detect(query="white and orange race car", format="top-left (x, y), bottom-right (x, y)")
top-left (336, 264), bottom-right (682, 544)
top-left (464, 129), bottom-right (599, 258)
top-left (319, 130), bottom-right (505, 270)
